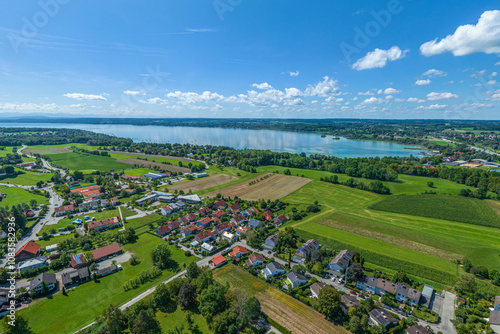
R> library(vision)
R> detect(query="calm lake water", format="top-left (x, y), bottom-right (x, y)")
top-left (1, 122), bottom-right (423, 158)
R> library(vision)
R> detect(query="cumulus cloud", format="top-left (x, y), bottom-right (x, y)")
top-left (358, 90), bottom-right (375, 96)
top-left (289, 71), bottom-right (299, 77)
top-left (123, 90), bottom-right (143, 96)
top-left (422, 69), bottom-right (447, 77)
top-left (139, 97), bottom-right (167, 104)
top-left (304, 76), bottom-right (340, 96)
top-left (166, 91), bottom-right (224, 104)
top-left (415, 79), bottom-right (431, 86)
top-left (361, 97), bottom-right (383, 104)
top-left (407, 97), bottom-right (426, 103)
top-left (352, 46), bottom-right (408, 70)
top-left (64, 93), bottom-right (107, 101)
top-left (417, 104), bottom-right (448, 110)
top-left (252, 82), bottom-right (273, 90)
top-left (488, 89), bottom-right (500, 101)
top-left (383, 88), bottom-right (401, 94)
top-left (421, 10), bottom-right (500, 56)
top-left (427, 92), bottom-right (459, 101)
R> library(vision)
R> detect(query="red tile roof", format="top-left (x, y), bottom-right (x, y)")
top-left (211, 254), bottom-right (227, 266)
top-left (15, 241), bottom-right (41, 257)
top-left (54, 204), bottom-right (74, 213)
top-left (229, 246), bottom-right (248, 257)
top-left (91, 243), bottom-right (121, 260)
top-left (157, 225), bottom-right (172, 235)
top-left (88, 216), bottom-right (119, 230)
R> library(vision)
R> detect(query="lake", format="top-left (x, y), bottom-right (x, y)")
top-left (1, 122), bottom-right (423, 158)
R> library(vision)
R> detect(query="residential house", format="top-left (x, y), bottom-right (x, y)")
top-left (100, 199), bottom-right (109, 208)
top-left (262, 262), bottom-right (286, 279)
top-left (167, 220), bottom-right (180, 230)
top-left (61, 268), bottom-right (90, 287)
top-left (327, 249), bottom-right (354, 272)
top-left (88, 216), bottom-right (120, 232)
top-left (375, 279), bottom-right (398, 296)
top-left (407, 287), bottom-right (422, 306)
top-left (310, 282), bottom-right (326, 299)
top-left (156, 225), bottom-right (172, 237)
top-left (264, 210), bottom-right (273, 221)
top-left (295, 239), bottom-right (321, 260)
top-left (201, 243), bottom-right (216, 253)
top-left (235, 226), bottom-right (250, 235)
top-left (228, 203), bottom-right (241, 214)
top-left (125, 188), bottom-right (137, 195)
top-left (175, 201), bottom-right (187, 210)
top-left (340, 295), bottom-right (361, 315)
top-left (15, 241), bottom-right (41, 263)
top-left (230, 214), bottom-right (246, 225)
top-left (212, 210), bottom-right (226, 219)
top-left (369, 309), bottom-right (398, 328)
top-left (24, 210), bottom-right (35, 217)
top-left (215, 222), bottom-right (232, 234)
top-left (406, 325), bottom-right (432, 334)
top-left (79, 199), bottom-right (98, 211)
top-left (263, 233), bottom-right (279, 250)
top-left (247, 218), bottom-right (262, 229)
top-left (196, 217), bottom-right (213, 228)
top-left (221, 231), bottom-right (236, 243)
top-left (286, 272), bottom-right (308, 288)
top-left (195, 229), bottom-right (217, 243)
top-left (209, 254), bottom-right (227, 269)
top-left (54, 204), bottom-right (74, 217)
top-left (229, 246), bottom-right (248, 258)
top-left (70, 253), bottom-right (87, 268)
top-left (197, 207), bottom-right (211, 217)
top-left (181, 225), bottom-right (198, 237)
top-left (396, 284), bottom-right (409, 303)
top-left (161, 205), bottom-right (173, 216)
top-left (357, 275), bottom-right (378, 295)
top-left (16, 256), bottom-right (47, 272)
top-left (135, 194), bottom-right (158, 206)
top-left (30, 273), bottom-right (57, 293)
top-left (273, 214), bottom-right (287, 226)
top-left (246, 253), bottom-right (266, 267)
top-left (110, 197), bottom-right (119, 206)
top-left (178, 216), bottom-right (190, 225)
top-left (214, 200), bottom-right (227, 209)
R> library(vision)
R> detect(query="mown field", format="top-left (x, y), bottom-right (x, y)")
top-left (166, 174), bottom-right (238, 193)
top-left (214, 265), bottom-right (349, 334)
top-left (0, 168), bottom-right (53, 186)
top-left (16, 233), bottom-right (196, 334)
top-left (370, 194), bottom-right (500, 228)
top-left (48, 152), bottom-right (130, 171)
top-left (0, 186), bottom-right (48, 207)
top-left (279, 178), bottom-right (500, 284)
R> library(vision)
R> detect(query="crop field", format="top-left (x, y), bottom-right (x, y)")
top-left (204, 173), bottom-right (312, 200)
top-left (214, 265), bottom-right (349, 334)
top-left (24, 145), bottom-right (73, 155)
top-left (279, 179), bottom-right (500, 284)
top-left (0, 186), bottom-right (49, 207)
top-left (117, 157), bottom-right (191, 173)
top-left (48, 152), bottom-right (130, 171)
top-left (16, 233), bottom-right (196, 334)
top-left (0, 168), bottom-right (53, 186)
top-left (370, 194), bottom-right (500, 228)
top-left (167, 174), bottom-right (238, 193)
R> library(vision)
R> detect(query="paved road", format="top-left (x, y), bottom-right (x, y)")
top-left (428, 291), bottom-right (457, 334)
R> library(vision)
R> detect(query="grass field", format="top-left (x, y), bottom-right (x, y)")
top-left (0, 186), bottom-right (48, 207)
top-left (204, 173), bottom-right (312, 200)
top-left (0, 146), bottom-right (17, 157)
top-left (48, 152), bottom-right (130, 171)
top-left (107, 151), bottom-right (205, 168)
top-left (117, 157), bottom-right (191, 173)
top-left (166, 174), bottom-right (238, 193)
top-left (0, 168), bottom-right (53, 186)
top-left (214, 265), bottom-right (349, 334)
top-left (120, 167), bottom-right (158, 177)
top-left (16, 233), bottom-right (196, 334)
top-left (279, 179), bottom-right (500, 283)
top-left (156, 306), bottom-right (210, 333)
top-left (370, 194), bottom-right (500, 228)
top-left (40, 207), bottom-right (136, 234)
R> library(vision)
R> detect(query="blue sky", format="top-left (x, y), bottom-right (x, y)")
top-left (0, 0), bottom-right (499, 119)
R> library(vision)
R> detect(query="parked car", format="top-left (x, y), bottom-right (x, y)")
top-left (305, 274), bottom-right (311, 279)
top-left (331, 277), bottom-right (336, 282)
top-left (350, 291), bottom-right (357, 296)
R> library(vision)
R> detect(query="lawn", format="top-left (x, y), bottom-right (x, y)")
top-left (39, 207), bottom-right (136, 235)
top-left (156, 306), bottom-right (211, 333)
top-left (370, 194), bottom-right (500, 228)
top-left (16, 233), bottom-right (196, 334)
top-left (120, 167), bottom-right (159, 177)
top-left (119, 213), bottom-right (164, 235)
top-left (0, 146), bottom-right (17, 157)
top-left (0, 186), bottom-right (48, 207)
top-left (214, 265), bottom-right (349, 334)
top-left (107, 152), bottom-right (205, 169)
top-left (0, 168), bottom-right (53, 186)
top-left (48, 152), bottom-right (130, 171)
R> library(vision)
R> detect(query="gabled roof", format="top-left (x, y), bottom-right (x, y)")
top-left (370, 309), bottom-right (397, 325)
top-left (88, 216), bottom-right (119, 230)
top-left (229, 246), bottom-right (248, 257)
top-left (310, 282), bottom-right (325, 296)
top-left (16, 241), bottom-right (41, 257)
top-left (54, 204), bottom-right (74, 213)
top-left (157, 225), bottom-right (172, 235)
top-left (287, 271), bottom-right (307, 283)
top-left (358, 275), bottom-right (377, 288)
top-left (266, 261), bottom-right (285, 272)
top-left (30, 272), bottom-right (56, 290)
top-left (92, 243), bottom-right (121, 260)
top-left (248, 253), bottom-right (265, 264)
top-left (396, 284), bottom-right (409, 297)
top-left (211, 254), bottom-right (227, 266)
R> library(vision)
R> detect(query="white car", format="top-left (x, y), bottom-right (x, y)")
top-left (331, 277), bottom-right (336, 282)
top-left (338, 278), bottom-right (343, 284)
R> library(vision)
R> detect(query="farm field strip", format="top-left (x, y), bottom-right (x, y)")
top-left (205, 173), bottom-right (312, 200)
top-left (166, 174), bottom-right (238, 193)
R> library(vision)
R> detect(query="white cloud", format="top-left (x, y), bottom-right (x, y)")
top-left (421, 10), bottom-right (500, 56)
top-left (211, 104), bottom-right (223, 112)
top-left (415, 79), bottom-right (431, 86)
top-left (352, 46), bottom-right (408, 70)
top-left (166, 91), bottom-right (224, 104)
top-left (139, 97), bottom-right (167, 104)
top-left (427, 92), bottom-right (459, 101)
top-left (123, 90), bottom-right (143, 96)
top-left (488, 90), bottom-right (500, 101)
top-left (304, 76), bottom-right (340, 96)
top-left (407, 97), bottom-right (426, 103)
top-left (384, 87), bottom-right (401, 94)
top-left (472, 80), bottom-right (497, 86)
top-left (422, 69), bottom-right (447, 77)
top-left (63, 93), bottom-right (106, 101)
top-left (358, 90), bottom-right (375, 96)
top-left (252, 82), bottom-right (273, 90)
top-left (385, 95), bottom-right (394, 100)
top-left (417, 104), bottom-right (448, 110)
top-left (496, 61), bottom-right (500, 66)
top-left (289, 71), bottom-right (299, 77)
top-left (361, 97), bottom-right (383, 104)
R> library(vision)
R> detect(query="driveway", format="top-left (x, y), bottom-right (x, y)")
top-left (428, 291), bottom-right (457, 334)
top-left (96, 252), bottom-right (131, 269)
